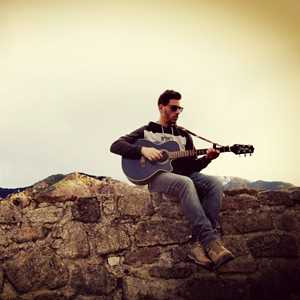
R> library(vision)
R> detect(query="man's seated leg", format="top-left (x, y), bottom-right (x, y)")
top-left (189, 172), bottom-right (223, 232)
top-left (149, 172), bottom-right (228, 269)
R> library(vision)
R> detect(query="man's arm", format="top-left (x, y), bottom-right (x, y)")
top-left (184, 133), bottom-right (219, 173)
top-left (110, 125), bottom-right (163, 161)
top-left (194, 148), bottom-right (219, 171)
top-left (110, 126), bottom-right (146, 159)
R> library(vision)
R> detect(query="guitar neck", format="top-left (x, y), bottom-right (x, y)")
top-left (169, 146), bottom-right (231, 160)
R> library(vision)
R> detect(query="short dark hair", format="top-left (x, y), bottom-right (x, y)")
top-left (158, 90), bottom-right (181, 106)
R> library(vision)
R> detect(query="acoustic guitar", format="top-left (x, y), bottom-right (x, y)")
top-left (122, 139), bottom-right (254, 185)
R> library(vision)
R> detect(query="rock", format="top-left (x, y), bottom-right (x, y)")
top-left (258, 190), bottom-right (294, 206)
top-left (108, 256), bottom-right (121, 266)
top-left (0, 228), bottom-right (10, 247)
top-left (247, 233), bottom-right (298, 258)
top-left (0, 202), bottom-right (22, 224)
top-left (124, 247), bottom-right (161, 267)
top-left (217, 255), bottom-right (257, 273)
top-left (31, 291), bottom-right (69, 300)
top-left (178, 275), bottom-right (249, 300)
top-left (135, 220), bottom-right (190, 247)
top-left (0, 269), bottom-right (3, 294)
top-left (0, 280), bottom-right (21, 300)
top-left (102, 198), bottom-right (117, 216)
top-left (70, 262), bottom-right (117, 295)
top-left (149, 265), bottom-right (193, 279)
top-left (72, 197), bottom-right (101, 223)
top-left (112, 181), bottom-right (137, 197)
top-left (7, 191), bottom-right (31, 209)
top-left (123, 276), bottom-right (181, 300)
top-left (4, 247), bottom-right (69, 293)
top-left (34, 172), bottom-right (105, 203)
top-left (117, 190), bottom-right (154, 218)
top-left (275, 209), bottom-right (300, 232)
top-left (222, 235), bottom-right (250, 257)
top-left (26, 206), bottom-right (64, 224)
top-left (288, 187), bottom-right (300, 202)
top-left (0, 243), bottom-right (25, 261)
top-left (94, 225), bottom-right (130, 255)
top-left (155, 201), bottom-right (184, 219)
top-left (248, 260), bottom-right (300, 300)
top-left (12, 225), bottom-right (48, 243)
top-left (224, 189), bottom-right (258, 196)
top-left (75, 291), bottom-right (122, 300)
top-left (221, 194), bottom-right (260, 211)
top-left (55, 222), bottom-right (90, 258)
top-left (220, 211), bottom-right (273, 234)
top-left (170, 245), bottom-right (190, 264)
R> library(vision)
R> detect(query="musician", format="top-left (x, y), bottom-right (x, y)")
top-left (110, 89), bottom-right (234, 270)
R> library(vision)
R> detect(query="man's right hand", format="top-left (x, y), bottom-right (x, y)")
top-left (141, 147), bottom-right (162, 161)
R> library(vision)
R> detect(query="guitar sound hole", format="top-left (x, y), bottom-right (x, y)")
top-left (158, 150), bottom-right (169, 163)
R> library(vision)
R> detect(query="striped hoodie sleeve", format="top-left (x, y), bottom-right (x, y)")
top-left (110, 126), bottom-right (146, 159)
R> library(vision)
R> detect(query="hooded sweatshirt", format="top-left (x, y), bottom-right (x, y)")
top-left (110, 121), bottom-right (212, 176)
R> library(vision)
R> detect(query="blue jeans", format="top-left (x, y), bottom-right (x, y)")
top-left (148, 172), bottom-right (223, 248)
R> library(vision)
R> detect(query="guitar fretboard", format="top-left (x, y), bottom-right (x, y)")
top-left (168, 146), bottom-right (231, 160)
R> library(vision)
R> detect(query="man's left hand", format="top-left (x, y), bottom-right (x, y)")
top-left (206, 148), bottom-right (220, 160)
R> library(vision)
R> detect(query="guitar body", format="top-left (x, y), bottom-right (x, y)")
top-left (122, 139), bottom-right (180, 185)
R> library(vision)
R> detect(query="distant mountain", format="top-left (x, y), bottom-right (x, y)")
top-left (220, 176), bottom-right (250, 190)
top-left (220, 176), bottom-right (294, 191)
top-left (0, 187), bottom-right (29, 199)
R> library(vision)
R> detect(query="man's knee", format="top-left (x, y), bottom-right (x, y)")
top-left (178, 176), bottom-right (194, 188)
top-left (207, 176), bottom-right (223, 193)
top-left (161, 176), bottom-right (195, 199)
top-left (176, 177), bottom-right (197, 195)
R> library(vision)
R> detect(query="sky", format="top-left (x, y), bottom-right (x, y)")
top-left (0, 0), bottom-right (299, 187)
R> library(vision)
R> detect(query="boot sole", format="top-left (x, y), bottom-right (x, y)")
top-left (213, 254), bottom-right (235, 271)
top-left (187, 254), bottom-right (214, 271)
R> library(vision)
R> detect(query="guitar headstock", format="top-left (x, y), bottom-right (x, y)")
top-left (230, 144), bottom-right (255, 156)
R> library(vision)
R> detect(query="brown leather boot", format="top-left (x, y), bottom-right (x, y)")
top-left (188, 241), bottom-right (213, 270)
top-left (206, 239), bottom-right (235, 270)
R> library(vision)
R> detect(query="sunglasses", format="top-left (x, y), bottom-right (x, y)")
top-left (168, 105), bottom-right (184, 113)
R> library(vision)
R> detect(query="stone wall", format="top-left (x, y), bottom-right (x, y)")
top-left (0, 172), bottom-right (299, 300)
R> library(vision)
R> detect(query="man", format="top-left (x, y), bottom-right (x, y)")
top-left (110, 90), bottom-right (234, 270)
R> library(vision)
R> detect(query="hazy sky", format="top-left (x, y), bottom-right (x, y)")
top-left (1, 0), bottom-right (299, 187)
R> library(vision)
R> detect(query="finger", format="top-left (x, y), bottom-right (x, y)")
top-left (155, 151), bottom-right (162, 157)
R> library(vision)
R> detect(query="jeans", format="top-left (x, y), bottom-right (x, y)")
top-left (148, 171), bottom-right (223, 248)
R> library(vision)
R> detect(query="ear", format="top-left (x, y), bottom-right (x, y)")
top-left (158, 104), bottom-right (164, 112)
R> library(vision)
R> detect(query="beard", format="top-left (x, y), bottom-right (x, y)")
top-left (164, 111), bottom-right (178, 126)
top-left (168, 119), bottom-right (177, 126)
